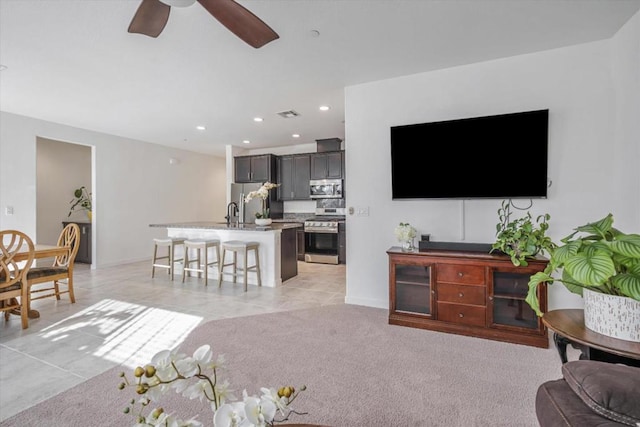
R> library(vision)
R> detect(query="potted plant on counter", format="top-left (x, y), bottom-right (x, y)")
top-left (526, 213), bottom-right (640, 342)
top-left (244, 182), bottom-right (280, 226)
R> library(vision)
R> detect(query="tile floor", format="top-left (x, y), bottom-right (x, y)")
top-left (0, 260), bottom-right (346, 421)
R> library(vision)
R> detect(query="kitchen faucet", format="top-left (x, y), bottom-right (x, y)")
top-left (225, 202), bottom-right (238, 226)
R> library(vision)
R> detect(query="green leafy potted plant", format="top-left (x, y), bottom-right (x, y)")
top-left (491, 200), bottom-right (555, 267)
top-left (526, 213), bottom-right (640, 341)
top-left (68, 186), bottom-right (92, 220)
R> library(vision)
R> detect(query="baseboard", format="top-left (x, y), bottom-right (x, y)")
top-left (345, 295), bottom-right (388, 309)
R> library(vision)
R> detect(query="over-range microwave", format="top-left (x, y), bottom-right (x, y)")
top-left (309, 179), bottom-right (343, 199)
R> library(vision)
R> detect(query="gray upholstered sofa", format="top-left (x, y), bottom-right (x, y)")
top-left (536, 360), bottom-right (640, 426)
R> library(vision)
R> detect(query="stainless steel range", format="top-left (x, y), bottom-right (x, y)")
top-left (304, 208), bottom-right (346, 264)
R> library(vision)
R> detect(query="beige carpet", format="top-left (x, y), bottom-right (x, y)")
top-left (1, 304), bottom-right (563, 426)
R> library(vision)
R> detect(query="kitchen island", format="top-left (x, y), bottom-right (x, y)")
top-left (149, 221), bottom-right (302, 287)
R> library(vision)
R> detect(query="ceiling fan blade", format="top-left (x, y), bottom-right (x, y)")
top-left (128, 0), bottom-right (171, 38)
top-left (197, 0), bottom-right (279, 48)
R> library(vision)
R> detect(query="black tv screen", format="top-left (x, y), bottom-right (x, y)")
top-left (390, 109), bottom-right (549, 199)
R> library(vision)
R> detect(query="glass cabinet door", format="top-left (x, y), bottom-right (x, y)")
top-left (491, 270), bottom-right (539, 329)
top-left (394, 264), bottom-right (431, 315)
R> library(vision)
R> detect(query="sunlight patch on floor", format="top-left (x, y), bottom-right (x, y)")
top-left (39, 299), bottom-right (203, 367)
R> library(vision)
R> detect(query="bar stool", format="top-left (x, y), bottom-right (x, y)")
top-left (151, 237), bottom-right (186, 281)
top-left (182, 239), bottom-right (221, 286)
top-left (218, 241), bottom-right (261, 292)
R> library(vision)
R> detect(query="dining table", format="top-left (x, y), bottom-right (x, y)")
top-left (12, 244), bottom-right (71, 319)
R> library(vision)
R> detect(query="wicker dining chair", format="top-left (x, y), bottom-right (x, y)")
top-left (27, 222), bottom-right (80, 304)
top-left (0, 229), bottom-right (35, 329)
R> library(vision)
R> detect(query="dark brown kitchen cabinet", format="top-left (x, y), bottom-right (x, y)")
top-left (234, 154), bottom-right (276, 183)
top-left (388, 247), bottom-right (549, 348)
top-left (338, 222), bottom-right (346, 264)
top-left (297, 228), bottom-right (305, 261)
top-left (310, 151), bottom-right (343, 180)
top-left (63, 221), bottom-right (91, 264)
top-left (281, 227), bottom-right (298, 282)
top-left (277, 154), bottom-right (311, 200)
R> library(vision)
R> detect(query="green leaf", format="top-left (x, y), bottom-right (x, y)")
top-left (550, 241), bottom-right (580, 265)
top-left (563, 251), bottom-right (616, 286)
top-left (574, 213), bottom-right (614, 237)
top-left (526, 272), bottom-right (552, 317)
top-left (610, 273), bottom-right (640, 300)
top-left (560, 269), bottom-right (586, 297)
top-left (609, 234), bottom-right (640, 258)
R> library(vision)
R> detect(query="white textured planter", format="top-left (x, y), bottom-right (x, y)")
top-left (255, 218), bottom-right (272, 226)
top-left (583, 288), bottom-right (640, 342)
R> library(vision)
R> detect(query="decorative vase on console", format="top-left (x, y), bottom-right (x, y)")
top-left (244, 182), bottom-right (279, 226)
top-left (395, 222), bottom-right (417, 252)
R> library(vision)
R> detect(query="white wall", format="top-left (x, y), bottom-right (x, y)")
top-left (611, 10), bottom-right (640, 231)
top-left (0, 112), bottom-right (226, 266)
top-left (343, 11), bottom-right (640, 310)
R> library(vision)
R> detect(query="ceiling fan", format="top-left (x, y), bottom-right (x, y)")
top-left (128, 0), bottom-right (279, 48)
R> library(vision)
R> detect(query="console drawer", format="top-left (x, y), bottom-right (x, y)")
top-left (437, 264), bottom-right (485, 285)
top-left (437, 302), bottom-right (486, 326)
top-left (438, 283), bottom-right (485, 306)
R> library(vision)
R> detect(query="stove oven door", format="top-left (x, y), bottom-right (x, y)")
top-left (304, 229), bottom-right (339, 265)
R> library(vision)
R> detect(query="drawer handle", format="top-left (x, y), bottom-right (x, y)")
top-left (458, 272), bottom-right (463, 277)
top-left (459, 313), bottom-right (464, 318)
top-left (458, 292), bottom-right (464, 298)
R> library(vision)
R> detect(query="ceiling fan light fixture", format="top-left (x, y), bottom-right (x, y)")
top-left (159, 0), bottom-right (196, 7)
top-left (129, 0), bottom-right (279, 47)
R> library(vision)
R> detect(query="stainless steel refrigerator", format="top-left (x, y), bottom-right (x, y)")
top-left (230, 183), bottom-right (262, 223)
top-left (230, 182), bottom-right (284, 223)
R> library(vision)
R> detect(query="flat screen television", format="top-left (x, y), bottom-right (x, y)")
top-left (390, 109), bottom-right (549, 199)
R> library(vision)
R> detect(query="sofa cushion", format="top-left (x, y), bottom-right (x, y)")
top-left (536, 378), bottom-right (627, 426)
top-left (562, 360), bottom-right (640, 426)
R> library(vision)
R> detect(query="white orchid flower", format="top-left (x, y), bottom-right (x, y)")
top-left (205, 353), bottom-right (226, 370)
top-left (178, 417), bottom-right (204, 427)
top-left (123, 344), bottom-right (304, 427)
top-left (175, 345), bottom-right (212, 377)
top-left (145, 381), bottom-right (172, 402)
top-left (259, 387), bottom-right (288, 415)
top-left (215, 379), bottom-right (237, 406)
top-left (180, 378), bottom-right (214, 402)
top-left (213, 402), bottom-right (248, 427)
top-left (150, 348), bottom-right (183, 381)
top-left (243, 395), bottom-right (276, 427)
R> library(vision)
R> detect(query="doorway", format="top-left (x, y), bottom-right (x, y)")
top-left (36, 137), bottom-right (94, 267)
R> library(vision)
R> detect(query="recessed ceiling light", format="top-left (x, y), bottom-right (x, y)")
top-left (319, 105), bottom-right (330, 111)
top-left (196, 125), bottom-right (206, 130)
top-left (292, 134), bottom-right (300, 138)
top-left (243, 140), bottom-right (250, 144)
top-left (253, 117), bottom-right (263, 122)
